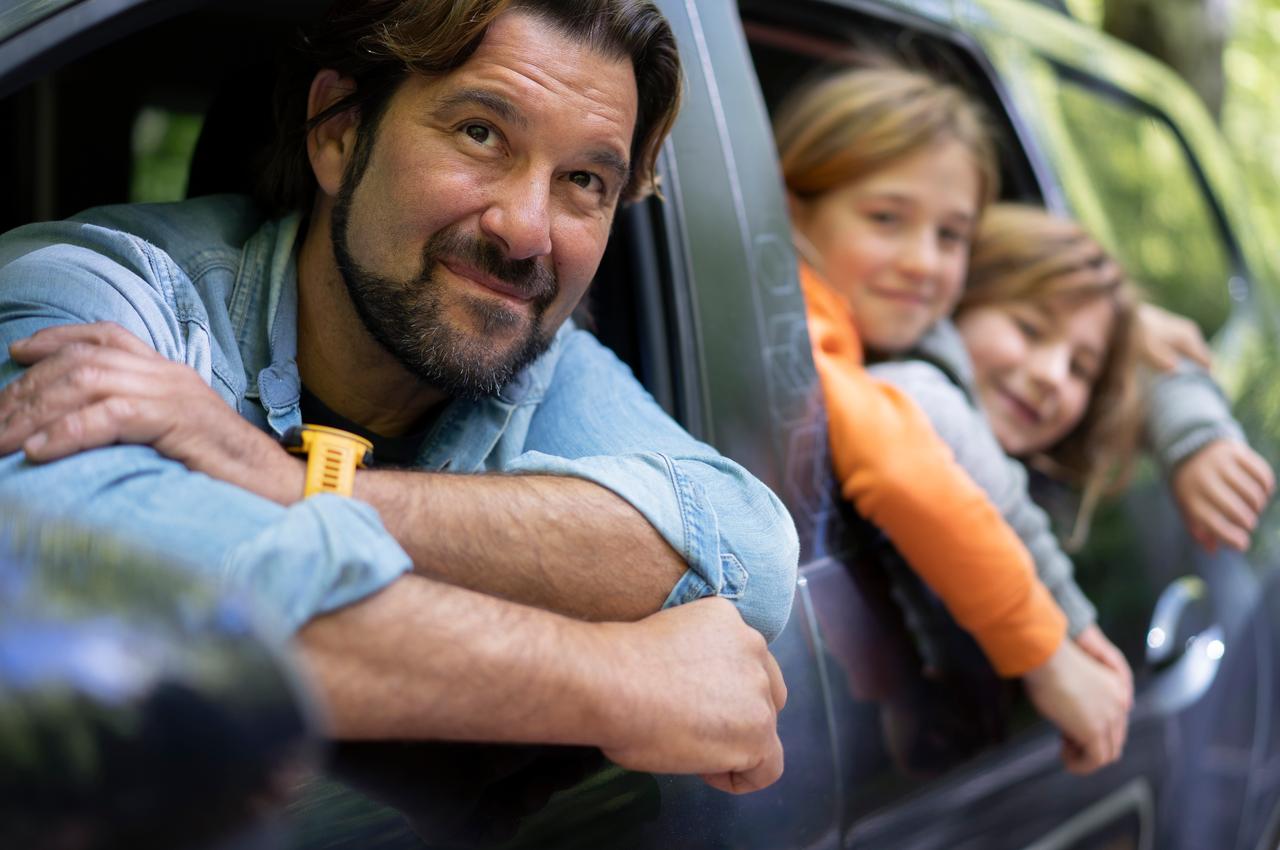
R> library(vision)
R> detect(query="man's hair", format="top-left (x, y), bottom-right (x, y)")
top-left (257, 0), bottom-right (682, 215)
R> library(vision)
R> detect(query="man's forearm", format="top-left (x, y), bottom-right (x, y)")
top-left (296, 574), bottom-right (614, 743)
top-left (354, 470), bottom-right (686, 621)
top-left (296, 576), bottom-right (788, 792)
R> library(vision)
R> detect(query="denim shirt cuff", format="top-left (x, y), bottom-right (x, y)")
top-left (503, 450), bottom-right (746, 602)
top-left (221, 494), bottom-right (412, 636)
top-left (662, 554), bottom-right (750, 607)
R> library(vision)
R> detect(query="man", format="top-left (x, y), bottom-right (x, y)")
top-left (0, 0), bottom-right (798, 793)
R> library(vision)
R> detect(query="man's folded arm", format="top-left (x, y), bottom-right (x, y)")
top-left (355, 329), bottom-right (799, 641)
top-left (1, 233), bottom-right (799, 641)
top-left (508, 330), bottom-right (799, 640)
top-left (0, 243), bottom-right (415, 633)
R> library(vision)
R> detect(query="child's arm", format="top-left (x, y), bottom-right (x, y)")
top-left (872, 355), bottom-right (1135, 710)
top-left (801, 267), bottom-right (1065, 677)
top-left (869, 358), bottom-right (1096, 637)
top-left (1145, 362), bottom-right (1274, 551)
top-left (804, 271), bottom-right (1130, 773)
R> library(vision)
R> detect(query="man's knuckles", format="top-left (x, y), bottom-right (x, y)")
top-left (100, 395), bottom-right (142, 429)
top-left (66, 360), bottom-right (110, 394)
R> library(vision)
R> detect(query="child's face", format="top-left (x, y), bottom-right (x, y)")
top-left (956, 295), bottom-right (1116, 456)
top-left (792, 140), bottom-right (979, 353)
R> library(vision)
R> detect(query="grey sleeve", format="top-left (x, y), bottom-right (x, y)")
top-left (869, 361), bottom-right (1097, 635)
top-left (1144, 360), bottom-right (1245, 474)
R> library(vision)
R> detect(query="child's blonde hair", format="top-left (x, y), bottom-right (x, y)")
top-left (961, 203), bottom-right (1145, 549)
top-left (774, 62), bottom-right (1000, 208)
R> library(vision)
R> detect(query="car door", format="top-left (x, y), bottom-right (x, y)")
top-left (971, 7), bottom-right (1280, 847)
top-left (734, 1), bottom-right (1279, 848)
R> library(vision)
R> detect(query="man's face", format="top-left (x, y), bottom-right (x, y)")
top-left (331, 11), bottom-right (638, 399)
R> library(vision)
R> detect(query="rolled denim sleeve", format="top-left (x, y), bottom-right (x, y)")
top-left (0, 231), bottom-right (412, 633)
top-left (509, 330), bottom-right (798, 642)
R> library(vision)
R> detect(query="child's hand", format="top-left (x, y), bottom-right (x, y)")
top-left (1173, 439), bottom-right (1275, 552)
top-left (1023, 638), bottom-right (1130, 775)
top-left (1136, 303), bottom-right (1212, 373)
top-left (1074, 624), bottom-right (1133, 710)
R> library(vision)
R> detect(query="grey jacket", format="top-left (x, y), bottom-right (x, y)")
top-left (869, 318), bottom-right (1241, 637)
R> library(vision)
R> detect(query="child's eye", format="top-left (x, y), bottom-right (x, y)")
top-left (1014, 317), bottom-right (1042, 339)
top-left (867, 210), bottom-right (899, 226)
top-left (939, 227), bottom-right (970, 246)
top-left (1070, 358), bottom-right (1097, 382)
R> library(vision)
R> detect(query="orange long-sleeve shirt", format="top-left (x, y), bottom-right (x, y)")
top-left (801, 263), bottom-right (1066, 676)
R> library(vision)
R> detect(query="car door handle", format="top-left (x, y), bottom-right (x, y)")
top-left (1145, 575), bottom-right (1213, 669)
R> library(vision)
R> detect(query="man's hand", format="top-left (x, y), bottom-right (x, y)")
top-left (1172, 439), bottom-right (1275, 553)
top-left (1135, 303), bottom-right (1213, 373)
top-left (1022, 637), bottom-right (1130, 775)
top-left (0, 322), bottom-right (302, 504)
top-left (299, 579), bottom-right (788, 795)
top-left (597, 598), bottom-right (787, 794)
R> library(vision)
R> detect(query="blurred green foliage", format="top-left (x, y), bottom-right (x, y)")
top-left (1222, 0), bottom-right (1280, 237)
top-left (1053, 82), bottom-right (1235, 335)
top-left (1066, 0), bottom-right (1280, 236)
top-left (129, 107), bottom-right (203, 204)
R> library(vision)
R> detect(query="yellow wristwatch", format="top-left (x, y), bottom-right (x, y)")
top-left (282, 425), bottom-right (374, 498)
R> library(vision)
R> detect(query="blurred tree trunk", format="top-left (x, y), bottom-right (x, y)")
top-left (1102, 0), bottom-right (1232, 119)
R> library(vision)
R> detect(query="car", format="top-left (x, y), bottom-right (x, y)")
top-left (2, 0), bottom-right (1279, 848)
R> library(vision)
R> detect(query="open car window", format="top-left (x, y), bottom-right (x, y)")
top-left (740, 0), bottom-right (1062, 814)
top-left (1035, 66), bottom-right (1241, 338)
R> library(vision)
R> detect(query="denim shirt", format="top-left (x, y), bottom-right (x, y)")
top-left (0, 195), bottom-right (797, 641)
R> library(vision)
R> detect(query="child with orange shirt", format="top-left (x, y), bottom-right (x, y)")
top-left (774, 64), bottom-right (1130, 774)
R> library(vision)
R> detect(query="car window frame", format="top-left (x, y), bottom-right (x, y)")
top-left (1047, 58), bottom-right (1251, 303)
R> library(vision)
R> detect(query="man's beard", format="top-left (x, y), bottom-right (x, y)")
top-left (330, 177), bottom-right (559, 401)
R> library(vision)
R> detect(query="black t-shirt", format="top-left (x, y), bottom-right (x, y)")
top-left (298, 385), bottom-right (430, 469)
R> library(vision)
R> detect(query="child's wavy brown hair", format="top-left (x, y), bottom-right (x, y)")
top-left (960, 203), bottom-right (1146, 549)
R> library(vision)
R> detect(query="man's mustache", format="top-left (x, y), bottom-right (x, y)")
top-left (423, 230), bottom-right (557, 304)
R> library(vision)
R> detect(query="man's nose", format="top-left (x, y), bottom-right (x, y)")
top-left (479, 170), bottom-right (553, 261)
top-left (898, 227), bottom-right (941, 280)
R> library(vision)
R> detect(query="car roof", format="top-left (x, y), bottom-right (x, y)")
top-left (0, 0), bottom-right (326, 99)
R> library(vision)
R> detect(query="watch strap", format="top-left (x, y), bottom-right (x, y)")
top-left (282, 424), bottom-right (374, 498)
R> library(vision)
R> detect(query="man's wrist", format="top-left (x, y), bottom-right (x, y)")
top-left (556, 618), bottom-right (634, 751)
top-left (262, 443), bottom-right (308, 506)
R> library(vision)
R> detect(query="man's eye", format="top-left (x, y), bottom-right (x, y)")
top-left (464, 123), bottom-right (494, 145)
top-left (568, 171), bottom-right (602, 192)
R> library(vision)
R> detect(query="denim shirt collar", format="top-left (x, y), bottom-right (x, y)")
top-left (228, 212), bottom-right (555, 465)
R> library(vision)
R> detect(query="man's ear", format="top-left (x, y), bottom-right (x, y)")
top-left (307, 70), bottom-right (360, 199)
